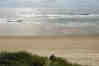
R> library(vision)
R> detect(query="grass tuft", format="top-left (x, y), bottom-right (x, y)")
top-left (0, 51), bottom-right (84, 66)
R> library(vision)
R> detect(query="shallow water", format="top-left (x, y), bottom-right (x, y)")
top-left (0, 15), bottom-right (99, 36)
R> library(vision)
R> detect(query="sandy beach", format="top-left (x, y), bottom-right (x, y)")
top-left (0, 36), bottom-right (99, 66)
top-left (0, 36), bottom-right (99, 50)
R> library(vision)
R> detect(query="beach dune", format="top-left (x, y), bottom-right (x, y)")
top-left (0, 36), bottom-right (99, 66)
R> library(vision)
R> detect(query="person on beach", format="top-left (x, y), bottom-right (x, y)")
top-left (49, 54), bottom-right (56, 62)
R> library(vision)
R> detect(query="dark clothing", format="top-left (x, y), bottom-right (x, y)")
top-left (49, 54), bottom-right (56, 61)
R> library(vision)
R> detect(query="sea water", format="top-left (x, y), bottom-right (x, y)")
top-left (0, 8), bottom-right (99, 36)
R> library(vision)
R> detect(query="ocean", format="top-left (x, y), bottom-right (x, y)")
top-left (0, 8), bottom-right (99, 36)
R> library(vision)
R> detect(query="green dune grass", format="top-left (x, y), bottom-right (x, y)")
top-left (0, 51), bottom-right (85, 66)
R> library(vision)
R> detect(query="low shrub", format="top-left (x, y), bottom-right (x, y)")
top-left (0, 51), bottom-right (83, 66)
top-left (49, 57), bottom-right (82, 66)
top-left (0, 51), bottom-right (47, 66)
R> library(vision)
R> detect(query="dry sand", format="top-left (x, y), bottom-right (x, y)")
top-left (0, 36), bottom-right (99, 66)
top-left (0, 36), bottom-right (99, 53)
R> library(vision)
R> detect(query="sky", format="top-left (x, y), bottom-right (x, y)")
top-left (0, 0), bottom-right (99, 8)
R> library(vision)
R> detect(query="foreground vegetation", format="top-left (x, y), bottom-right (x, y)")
top-left (0, 51), bottom-right (83, 66)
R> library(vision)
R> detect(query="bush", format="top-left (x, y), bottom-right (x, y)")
top-left (0, 51), bottom-right (32, 66)
top-left (0, 51), bottom-right (47, 66)
top-left (31, 55), bottom-right (48, 66)
top-left (0, 51), bottom-right (83, 66)
top-left (49, 57), bottom-right (79, 66)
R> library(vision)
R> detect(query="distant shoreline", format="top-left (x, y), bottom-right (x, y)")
top-left (0, 35), bottom-right (99, 38)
